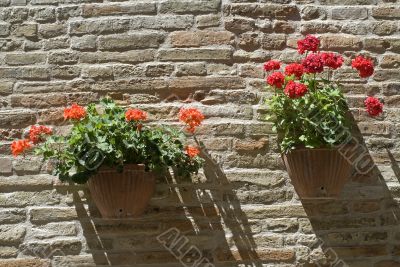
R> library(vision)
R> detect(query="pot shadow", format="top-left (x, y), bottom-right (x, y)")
top-left (298, 117), bottom-right (400, 266)
top-left (70, 145), bottom-right (262, 266)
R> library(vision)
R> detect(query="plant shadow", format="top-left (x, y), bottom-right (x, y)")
top-left (70, 144), bottom-right (263, 266)
top-left (298, 116), bottom-right (400, 266)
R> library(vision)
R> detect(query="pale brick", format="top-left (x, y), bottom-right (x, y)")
top-left (30, 207), bottom-right (78, 223)
top-left (13, 24), bottom-right (38, 38)
top-left (159, 0), bottom-right (220, 14)
top-left (170, 31), bottom-right (234, 47)
top-left (71, 35), bottom-right (97, 51)
top-left (158, 48), bottom-right (232, 62)
top-left (0, 157), bottom-right (12, 175)
top-left (196, 14), bottom-right (220, 28)
top-left (0, 225), bottom-right (25, 245)
top-left (372, 7), bottom-right (400, 19)
top-left (331, 7), bottom-right (368, 20)
top-left (82, 3), bottom-right (156, 17)
top-left (5, 53), bottom-right (47, 66)
top-left (131, 15), bottom-right (194, 30)
top-left (80, 50), bottom-right (155, 64)
top-left (320, 35), bottom-right (362, 51)
top-left (69, 19), bottom-right (130, 36)
top-left (0, 258), bottom-right (50, 267)
top-left (98, 33), bottom-right (164, 51)
top-left (0, 81), bottom-right (13, 95)
top-left (38, 23), bottom-right (66, 38)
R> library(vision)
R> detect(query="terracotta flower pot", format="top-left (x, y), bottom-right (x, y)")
top-left (87, 164), bottom-right (156, 218)
top-left (282, 148), bottom-right (353, 199)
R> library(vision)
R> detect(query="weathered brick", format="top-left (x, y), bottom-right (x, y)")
top-left (29, 7), bottom-right (56, 23)
top-left (0, 225), bottom-right (25, 245)
top-left (0, 110), bottom-right (36, 128)
top-left (0, 258), bottom-right (50, 267)
top-left (38, 23), bottom-right (67, 38)
top-left (176, 63), bottom-right (206, 77)
top-left (131, 15), bottom-right (194, 30)
top-left (5, 53), bottom-right (47, 66)
top-left (0, 157), bottom-right (12, 175)
top-left (169, 77), bottom-right (245, 90)
top-left (261, 34), bottom-right (286, 50)
top-left (30, 207), bottom-right (78, 223)
top-left (380, 54), bottom-right (400, 68)
top-left (0, 209), bottom-right (26, 224)
top-left (0, 246), bottom-right (18, 258)
top-left (300, 6), bottom-right (326, 20)
top-left (0, 22), bottom-right (10, 37)
top-left (196, 14), bottom-right (220, 28)
top-left (170, 31), bottom-right (234, 47)
top-left (98, 33), bottom-right (164, 51)
top-left (300, 22), bottom-right (341, 34)
top-left (48, 51), bottom-right (78, 65)
top-left (69, 19), bottom-right (130, 36)
top-left (239, 32), bottom-right (260, 51)
top-left (31, 222), bottom-right (77, 239)
top-left (0, 81), bottom-right (13, 95)
top-left (372, 21), bottom-right (397, 36)
top-left (158, 48), bottom-right (232, 62)
top-left (145, 63), bottom-right (174, 77)
top-left (331, 7), bottom-right (368, 20)
top-left (159, 0), bottom-right (220, 14)
top-left (0, 67), bottom-right (49, 80)
top-left (51, 66), bottom-right (81, 80)
top-left (0, 7), bottom-right (29, 23)
top-left (82, 65), bottom-right (113, 80)
top-left (320, 35), bottom-right (362, 51)
top-left (225, 17), bottom-right (255, 33)
top-left (80, 50), bottom-right (155, 64)
top-left (372, 7), bottom-right (400, 19)
top-left (230, 4), bottom-right (300, 20)
top-left (82, 2), bottom-right (156, 17)
top-left (12, 24), bottom-right (38, 38)
top-left (20, 239), bottom-right (82, 256)
top-left (71, 35), bottom-right (97, 51)
top-left (11, 94), bottom-right (67, 108)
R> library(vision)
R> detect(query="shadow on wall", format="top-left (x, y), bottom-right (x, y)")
top-left (71, 144), bottom-right (263, 266)
top-left (300, 116), bottom-right (400, 267)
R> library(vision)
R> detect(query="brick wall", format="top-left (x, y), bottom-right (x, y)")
top-left (0, 0), bottom-right (399, 266)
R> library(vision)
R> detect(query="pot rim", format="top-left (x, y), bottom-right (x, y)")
top-left (281, 145), bottom-right (355, 155)
top-left (97, 163), bottom-right (147, 173)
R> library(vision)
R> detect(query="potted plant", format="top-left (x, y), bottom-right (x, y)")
top-left (11, 98), bottom-right (205, 218)
top-left (263, 35), bottom-right (384, 199)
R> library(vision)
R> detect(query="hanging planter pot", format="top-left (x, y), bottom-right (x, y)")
top-left (87, 164), bottom-right (156, 218)
top-left (282, 148), bottom-right (353, 199)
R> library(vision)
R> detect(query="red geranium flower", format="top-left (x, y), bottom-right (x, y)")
top-left (297, 35), bottom-right (320, 54)
top-left (64, 104), bottom-right (86, 120)
top-left (185, 145), bottom-right (200, 158)
top-left (285, 63), bottom-right (304, 79)
top-left (302, 53), bottom-right (324, 74)
top-left (125, 109), bottom-right (147, 122)
top-left (364, 96), bottom-right (383, 117)
top-left (352, 56), bottom-right (374, 78)
top-left (179, 108), bottom-right (205, 133)
top-left (263, 60), bottom-right (281, 72)
top-left (266, 72), bottom-right (285, 89)
top-left (11, 139), bottom-right (32, 157)
top-left (29, 125), bottom-right (53, 144)
top-left (321, 52), bottom-right (344, 69)
top-left (284, 81), bottom-right (308, 99)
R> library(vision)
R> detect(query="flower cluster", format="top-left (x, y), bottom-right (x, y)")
top-left (178, 108), bottom-right (205, 134)
top-left (185, 145), bottom-right (200, 158)
top-left (29, 125), bottom-right (53, 144)
top-left (264, 35), bottom-right (383, 115)
top-left (64, 103), bottom-right (86, 120)
top-left (365, 96), bottom-right (383, 117)
top-left (321, 52), bottom-right (343, 69)
top-left (284, 81), bottom-right (308, 99)
top-left (297, 35), bottom-right (320, 54)
top-left (351, 56), bottom-right (374, 78)
top-left (264, 60), bottom-right (280, 72)
top-left (125, 109), bottom-right (147, 122)
top-left (11, 139), bottom-right (32, 157)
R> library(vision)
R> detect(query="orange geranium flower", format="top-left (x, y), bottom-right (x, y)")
top-left (29, 125), bottom-right (52, 144)
top-left (185, 145), bottom-right (200, 158)
top-left (64, 103), bottom-right (86, 120)
top-left (11, 139), bottom-right (32, 157)
top-left (178, 108), bottom-right (204, 133)
top-left (125, 109), bottom-right (147, 122)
